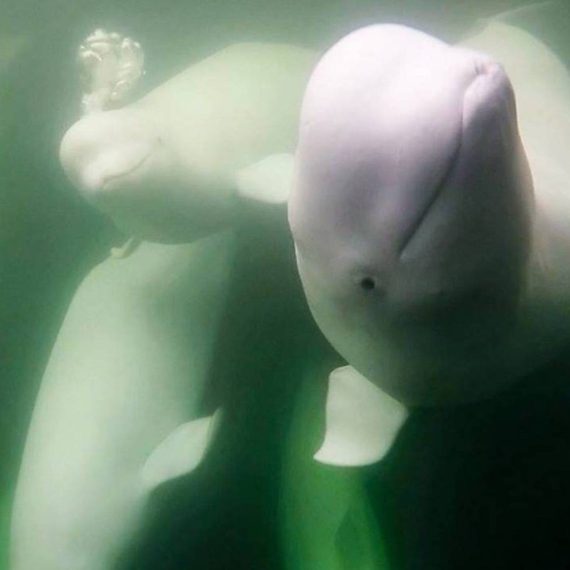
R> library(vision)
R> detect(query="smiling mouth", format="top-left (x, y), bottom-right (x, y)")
top-left (100, 151), bottom-right (152, 190)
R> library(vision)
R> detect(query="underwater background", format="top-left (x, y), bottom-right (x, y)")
top-left (3, 1), bottom-right (570, 569)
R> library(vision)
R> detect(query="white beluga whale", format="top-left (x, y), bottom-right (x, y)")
top-left (59, 29), bottom-right (316, 243)
top-left (275, 18), bottom-right (570, 568)
top-left (10, 237), bottom-right (230, 570)
top-left (289, 23), bottom-right (534, 408)
top-left (11, 30), bottom-right (316, 570)
top-left (283, 16), bottom-right (570, 464)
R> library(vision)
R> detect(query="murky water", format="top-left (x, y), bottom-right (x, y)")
top-left (2, 1), bottom-right (570, 569)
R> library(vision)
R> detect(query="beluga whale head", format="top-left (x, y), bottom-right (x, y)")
top-left (59, 108), bottom-right (201, 242)
top-left (59, 30), bottom-right (317, 244)
top-left (289, 24), bottom-right (534, 406)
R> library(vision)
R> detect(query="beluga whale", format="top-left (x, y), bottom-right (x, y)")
top-left (11, 29), bottom-right (316, 570)
top-left (285, 18), bottom-right (570, 464)
top-left (59, 29), bottom-right (315, 244)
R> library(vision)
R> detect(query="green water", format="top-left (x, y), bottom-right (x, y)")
top-left (2, 1), bottom-right (570, 569)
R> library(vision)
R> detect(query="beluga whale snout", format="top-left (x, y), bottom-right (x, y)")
top-left (289, 24), bottom-right (534, 406)
top-left (60, 109), bottom-right (162, 194)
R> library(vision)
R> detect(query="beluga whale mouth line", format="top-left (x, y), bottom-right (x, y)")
top-left (398, 58), bottom-right (501, 261)
top-left (100, 149), bottom-right (152, 190)
top-left (397, 135), bottom-right (462, 260)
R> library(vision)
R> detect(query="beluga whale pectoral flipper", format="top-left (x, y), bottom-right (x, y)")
top-left (314, 365), bottom-right (409, 467)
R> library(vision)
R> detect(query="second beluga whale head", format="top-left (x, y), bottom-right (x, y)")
top-left (59, 33), bottom-right (316, 244)
top-left (289, 24), bottom-right (535, 406)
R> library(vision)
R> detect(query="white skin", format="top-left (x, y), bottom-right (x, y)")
top-left (11, 32), bottom-right (315, 570)
top-left (60, 40), bottom-right (316, 242)
top-left (10, 236), bottom-right (234, 570)
top-left (289, 22), bottom-right (570, 407)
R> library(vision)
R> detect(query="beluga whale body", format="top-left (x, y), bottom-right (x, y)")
top-left (287, 18), bottom-right (570, 465)
top-left (11, 30), bottom-right (316, 570)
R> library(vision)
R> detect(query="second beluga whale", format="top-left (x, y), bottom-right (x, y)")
top-left (11, 29), bottom-right (317, 570)
top-left (59, 30), bottom-right (315, 243)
